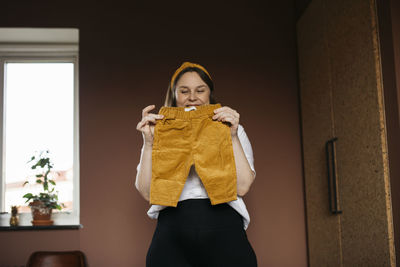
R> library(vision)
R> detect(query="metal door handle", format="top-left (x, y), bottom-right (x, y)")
top-left (325, 137), bottom-right (342, 214)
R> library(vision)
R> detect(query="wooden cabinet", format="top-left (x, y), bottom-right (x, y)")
top-left (297, 0), bottom-right (396, 265)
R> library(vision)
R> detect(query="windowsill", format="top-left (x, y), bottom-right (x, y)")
top-left (0, 211), bottom-right (80, 229)
top-left (0, 224), bottom-right (82, 231)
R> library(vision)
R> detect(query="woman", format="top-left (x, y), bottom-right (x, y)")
top-left (135, 62), bottom-right (257, 267)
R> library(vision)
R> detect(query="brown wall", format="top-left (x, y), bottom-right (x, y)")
top-left (0, 1), bottom-right (307, 266)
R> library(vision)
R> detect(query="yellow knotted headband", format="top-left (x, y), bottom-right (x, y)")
top-left (170, 62), bottom-right (212, 89)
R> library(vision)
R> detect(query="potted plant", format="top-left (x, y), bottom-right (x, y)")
top-left (22, 150), bottom-right (64, 225)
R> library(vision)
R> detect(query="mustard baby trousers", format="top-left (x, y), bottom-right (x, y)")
top-left (150, 104), bottom-right (237, 207)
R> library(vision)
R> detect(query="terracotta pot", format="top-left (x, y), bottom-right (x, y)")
top-left (29, 200), bottom-right (53, 226)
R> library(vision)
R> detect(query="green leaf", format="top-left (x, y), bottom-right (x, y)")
top-left (36, 179), bottom-right (42, 184)
top-left (36, 174), bottom-right (43, 177)
top-left (23, 181), bottom-right (29, 186)
top-left (39, 159), bottom-right (47, 168)
top-left (49, 180), bottom-right (56, 185)
top-left (27, 156), bottom-right (35, 163)
top-left (23, 193), bottom-right (33, 199)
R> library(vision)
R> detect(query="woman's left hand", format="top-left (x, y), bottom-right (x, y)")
top-left (212, 106), bottom-right (240, 137)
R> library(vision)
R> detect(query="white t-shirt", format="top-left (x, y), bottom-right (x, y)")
top-left (135, 124), bottom-right (256, 230)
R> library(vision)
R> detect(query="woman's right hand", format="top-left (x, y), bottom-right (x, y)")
top-left (136, 105), bottom-right (164, 146)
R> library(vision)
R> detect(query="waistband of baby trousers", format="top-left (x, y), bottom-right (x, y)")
top-left (158, 103), bottom-right (221, 120)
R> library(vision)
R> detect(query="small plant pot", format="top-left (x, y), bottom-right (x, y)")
top-left (29, 200), bottom-right (53, 226)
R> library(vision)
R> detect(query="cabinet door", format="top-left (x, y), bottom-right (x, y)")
top-left (297, 0), bottom-right (342, 265)
top-left (297, 0), bottom-right (396, 266)
top-left (326, 0), bottom-right (395, 265)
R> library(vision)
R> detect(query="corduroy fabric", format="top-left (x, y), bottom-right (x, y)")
top-left (150, 104), bottom-right (237, 207)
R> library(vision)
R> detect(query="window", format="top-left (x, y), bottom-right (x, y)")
top-left (0, 28), bottom-right (79, 225)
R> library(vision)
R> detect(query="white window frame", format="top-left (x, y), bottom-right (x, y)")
top-left (0, 28), bottom-right (80, 225)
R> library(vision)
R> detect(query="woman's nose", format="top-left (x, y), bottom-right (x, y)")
top-left (189, 91), bottom-right (197, 100)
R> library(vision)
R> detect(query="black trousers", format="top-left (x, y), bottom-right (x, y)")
top-left (146, 199), bottom-right (257, 267)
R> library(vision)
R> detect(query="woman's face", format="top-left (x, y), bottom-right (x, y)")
top-left (175, 71), bottom-right (210, 107)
